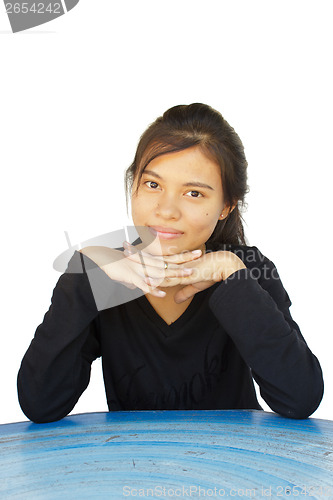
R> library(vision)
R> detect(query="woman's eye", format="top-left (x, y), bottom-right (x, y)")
top-left (143, 182), bottom-right (202, 197)
top-left (145, 181), bottom-right (159, 189)
top-left (186, 190), bottom-right (203, 198)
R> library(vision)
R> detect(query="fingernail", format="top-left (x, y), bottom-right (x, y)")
top-left (184, 268), bottom-right (193, 274)
top-left (156, 290), bottom-right (166, 296)
top-left (123, 241), bottom-right (130, 247)
top-left (192, 250), bottom-right (201, 255)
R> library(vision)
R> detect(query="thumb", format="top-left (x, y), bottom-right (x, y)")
top-left (174, 281), bottom-right (212, 304)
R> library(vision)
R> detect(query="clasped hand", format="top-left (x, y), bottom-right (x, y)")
top-left (122, 241), bottom-right (246, 303)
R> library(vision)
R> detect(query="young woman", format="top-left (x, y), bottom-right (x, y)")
top-left (17, 103), bottom-right (324, 423)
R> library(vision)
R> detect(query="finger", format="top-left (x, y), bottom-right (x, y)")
top-left (133, 277), bottom-right (166, 297)
top-left (142, 249), bottom-right (203, 264)
top-left (174, 281), bottom-right (215, 303)
top-left (173, 284), bottom-right (199, 303)
top-left (123, 240), bottom-right (147, 253)
top-left (143, 269), bottom-right (200, 284)
top-left (124, 248), bottom-right (180, 270)
top-left (143, 275), bottom-right (185, 288)
top-left (123, 242), bottom-right (202, 264)
top-left (124, 250), bottom-right (194, 278)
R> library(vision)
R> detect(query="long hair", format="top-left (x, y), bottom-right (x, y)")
top-left (124, 103), bottom-right (249, 245)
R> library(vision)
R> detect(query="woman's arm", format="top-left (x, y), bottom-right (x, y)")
top-left (208, 247), bottom-right (324, 419)
top-left (18, 245), bottom-right (203, 423)
top-left (124, 242), bottom-right (323, 417)
top-left (17, 251), bottom-right (101, 423)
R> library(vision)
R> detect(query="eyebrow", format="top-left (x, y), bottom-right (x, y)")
top-left (142, 169), bottom-right (215, 191)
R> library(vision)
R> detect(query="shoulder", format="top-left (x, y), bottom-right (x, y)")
top-left (205, 242), bottom-right (291, 308)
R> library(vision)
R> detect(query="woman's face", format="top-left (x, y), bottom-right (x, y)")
top-left (131, 146), bottom-right (226, 255)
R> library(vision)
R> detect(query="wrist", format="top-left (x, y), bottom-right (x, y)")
top-left (80, 246), bottom-right (122, 268)
top-left (217, 251), bottom-right (246, 280)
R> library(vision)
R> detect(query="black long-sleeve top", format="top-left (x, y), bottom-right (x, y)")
top-left (17, 243), bottom-right (324, 423)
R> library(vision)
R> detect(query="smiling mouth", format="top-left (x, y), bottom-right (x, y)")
top-left (148, 226), bottom-right (184, 240)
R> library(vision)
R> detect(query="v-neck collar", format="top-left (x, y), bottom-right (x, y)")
top-left (131, 237), bottom-right (222, 337)
top-left (136, 291), bottom-right (204, 338)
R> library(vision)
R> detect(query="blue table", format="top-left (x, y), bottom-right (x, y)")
top-left (1, 410), bottom-right (332, 499)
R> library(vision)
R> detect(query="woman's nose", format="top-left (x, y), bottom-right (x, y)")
top-left (154, 193), bottom-right (181, 220)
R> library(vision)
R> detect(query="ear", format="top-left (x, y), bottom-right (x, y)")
top-left (218, 203), bottom-right (237, 220)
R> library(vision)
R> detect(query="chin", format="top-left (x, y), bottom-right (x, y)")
top-left (144, 241), bottom-right (180, 256)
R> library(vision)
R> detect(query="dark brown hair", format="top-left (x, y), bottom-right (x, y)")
top-left (124, 103), bottom-right (249, 245)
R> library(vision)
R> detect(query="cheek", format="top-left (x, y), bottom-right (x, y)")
top-left (204, 212), bottom-right (217, 222)
top-left (131, 194), bottom-right (147, 218)
top-left (191, 213), bottom-right (217, 232)
top-left (194, 210), bottom-right (220, 233)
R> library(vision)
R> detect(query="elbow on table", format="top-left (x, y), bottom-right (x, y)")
top-left (23, 411), bottom-right (65, 424)
top-left (270, 382), bottom-right (324, 420)
top-left (18, 396), bottom-right (70, 424)
top-left (17, 383), bottom-right (74, 424)
top-left (278, 404), bottom-right (319, 420)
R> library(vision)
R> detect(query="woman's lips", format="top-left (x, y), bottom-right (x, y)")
top-left (148, 226), bottom-right (183, 240)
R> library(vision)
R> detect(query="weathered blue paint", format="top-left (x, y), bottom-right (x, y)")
top-left (0, 410), bottom-right (332, 498)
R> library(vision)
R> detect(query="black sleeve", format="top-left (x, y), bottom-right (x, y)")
top-left (17, 251), bottom-right (101, 423)
top-left (208, 246), bottom-right (324, 419)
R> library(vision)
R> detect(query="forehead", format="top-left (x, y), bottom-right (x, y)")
top-left (142, 146), bottom-right (221, 180)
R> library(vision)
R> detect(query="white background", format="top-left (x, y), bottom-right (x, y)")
top-left (0, 0), bottom-right (332, 424)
